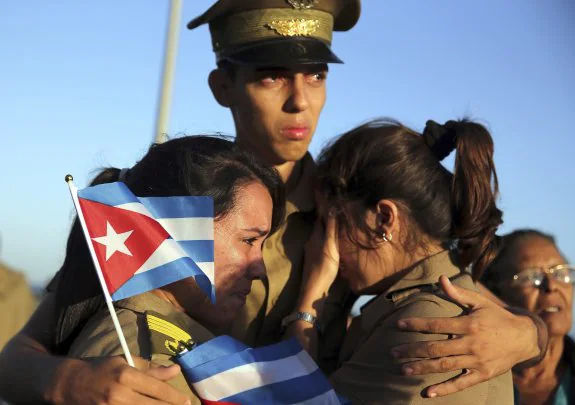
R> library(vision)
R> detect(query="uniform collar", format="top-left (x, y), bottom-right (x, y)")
top-left (285, 153), bottom-right (317, 217)
top-left (360, 250), bottom-right (463, 330)
top-left (386, 250), bottom-right (462, 297)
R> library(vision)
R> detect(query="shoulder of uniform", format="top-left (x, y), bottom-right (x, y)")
top-left (144, 310), bottom-right (198, 357)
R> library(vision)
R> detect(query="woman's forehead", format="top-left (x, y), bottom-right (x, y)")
top-left (513, 238), bottom-right (564, 269)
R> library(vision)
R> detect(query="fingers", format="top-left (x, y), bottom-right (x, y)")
top-left (397, 316), bottom-right (470, 335)
top-left (438, 276), bottom-right (487, 310)
top-left (118, 389), bottom-right (188, 405)
top-left (145, 364), bottom-right (182, 381)
top-left (324, 213), bottom-right (339, 259)
top-left (325, 210), bottom-right (337, 238)
top-left (118, 366), bottom-right (190, 405)
top-left (131, 356), bottom-right (152, 371)
top-left (400, 355), bottom-right (475, 376)
top-left (423, 369), bottom-right (487, 398)
top-left (391, 338), bottom-right (468, 360)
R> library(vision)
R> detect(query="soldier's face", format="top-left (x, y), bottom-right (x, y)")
top-left (214, 64), bottom-right (328, 166)
top-left (211, 181), bottom-right (272, 325)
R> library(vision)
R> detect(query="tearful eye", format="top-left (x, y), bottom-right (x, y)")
top-left (307, 71), bottom-right (327, 83)
top-left (261, 75), bottom-right (285, 86)
top-left (243, 237), bottom-right (259, 246)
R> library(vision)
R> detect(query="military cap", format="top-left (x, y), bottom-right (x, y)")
top-left (187, 0), bottom-right (361, 66)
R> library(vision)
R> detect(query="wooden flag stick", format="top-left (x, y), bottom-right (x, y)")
top-left (65, 175), bottom-right (135, 367)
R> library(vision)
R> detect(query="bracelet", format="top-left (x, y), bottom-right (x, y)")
top-left (281, 311), bottom-right (322, 333)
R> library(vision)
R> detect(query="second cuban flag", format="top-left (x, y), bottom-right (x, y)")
top-left (77, 182), bottom-right (214, 302)
top-left (177, 336), bottom-right (348, 404)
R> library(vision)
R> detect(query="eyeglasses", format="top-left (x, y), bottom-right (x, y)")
top-left (511, 264), bottom-right (575, 288)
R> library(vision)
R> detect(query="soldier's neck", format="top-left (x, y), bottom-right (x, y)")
top-left (233, 136), bottom-right (304, 193)
top-left (275, 160), bottom-right (303, 195)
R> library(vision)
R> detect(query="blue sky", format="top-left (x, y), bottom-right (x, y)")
top-left (1, 1), bottom-right (574, 331)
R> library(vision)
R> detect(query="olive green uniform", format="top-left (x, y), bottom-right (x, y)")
top-left (0, 262), bottom-right (37, 350)
top-left (68, 292), bottom-right (214, 404)
top-left (330, 251), bottom-right (514, 404)
top-left (188, 0), bottom-right (361, 353)
top-left (229, 155), bottom-right (353, 374)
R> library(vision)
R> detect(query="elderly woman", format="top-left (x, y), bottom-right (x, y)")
top-left (287, 118), bottom-right (514, 404)
top-left (7, 136), bottom-right (284, 404)
top-left (482, 230), bottom-right (574, 405)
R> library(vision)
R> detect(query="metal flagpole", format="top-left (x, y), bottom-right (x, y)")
top-left (154, 0), bottom-right (183, 144)
top-left (65, 175), bottom-right (135, 367)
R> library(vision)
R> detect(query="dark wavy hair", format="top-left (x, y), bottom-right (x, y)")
top-left (52, 135), bottom-right (285, 352)
top-left (316, 118), bottom-right (503, 280)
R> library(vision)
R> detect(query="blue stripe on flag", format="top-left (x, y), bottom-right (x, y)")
top-left (177, 336), bottom-right (249, 370)
top-left (111, 257), bottom-right (214, 302)
top-left (140, 196), bottom-right (213, 218)
top-left (78, 183), bottom-right (213, 219)
top-left (178, 240), bottom-right (214, 263)
top-left (221, 368), bottom-right (334, 404)
top-left (78, 182), bottom-right (138, 206)
top-left (184, 338), bottom-right (303, 383)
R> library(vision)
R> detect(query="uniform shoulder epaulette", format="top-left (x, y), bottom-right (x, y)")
top-left (144, 310), bottom-right (198, 357)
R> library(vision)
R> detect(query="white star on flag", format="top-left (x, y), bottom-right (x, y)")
top-left (92, 221), bottom-right (134, 261)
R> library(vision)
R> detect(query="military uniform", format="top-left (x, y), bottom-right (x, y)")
top-left (0, 262), bottom-right (37, 350)
top-left (188, 0), bottom-right (361, 353)
top-left (67, 292), bottom-right (214, 404)
top-left (329, 251), bottom-right (514, 404)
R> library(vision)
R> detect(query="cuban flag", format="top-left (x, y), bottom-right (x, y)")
top-left (76, 182), bottom-right (214, 302)
top-left (176, 336), bottom-right (349, 404)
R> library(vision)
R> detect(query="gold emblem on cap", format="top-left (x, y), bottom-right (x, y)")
top-left (287, 0), bottom-right (319, 10)
top-left (267, 19), bottom-right (320, 37)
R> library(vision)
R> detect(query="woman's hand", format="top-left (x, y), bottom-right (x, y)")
top-left (288, 212), bottom-right (340, 359)
top-left (50, 356), bottom-right (191, 405)
top-left (299, 212), bottom-right (340, 312)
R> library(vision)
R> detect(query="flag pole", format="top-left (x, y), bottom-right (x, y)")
top-left (153, 0), bottom-right (183, 144)
top-left (65, 175), bottom-right (135, 367)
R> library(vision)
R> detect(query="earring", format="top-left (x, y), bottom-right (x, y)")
top-left (381, 232), bottom-right (393, 242)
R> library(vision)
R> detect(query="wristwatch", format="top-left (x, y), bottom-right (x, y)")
top-left (281, 311), bottom-right (322, 333)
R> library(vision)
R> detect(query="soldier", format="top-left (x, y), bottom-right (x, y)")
top-left (0, 259), bottom-right (37, 351)
top-left (0, 1), bottom-right (550, 404)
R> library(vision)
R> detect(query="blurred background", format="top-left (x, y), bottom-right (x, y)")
top-left (0, 1), bottom-right (573, 334)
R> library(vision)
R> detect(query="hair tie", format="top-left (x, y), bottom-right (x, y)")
top-left (423, 120), bottom-right (458, 161)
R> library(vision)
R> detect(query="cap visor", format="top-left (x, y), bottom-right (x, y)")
top-left (219, 38), bottom-right (343, 66)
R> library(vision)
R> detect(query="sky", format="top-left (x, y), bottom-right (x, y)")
top-left (1, 1), bottom-right (574, 333)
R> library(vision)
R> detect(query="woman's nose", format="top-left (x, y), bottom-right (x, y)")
top-left (247, 257), bottom-right (267, 281)
top-left (542, 273), bottom-right (560, 293)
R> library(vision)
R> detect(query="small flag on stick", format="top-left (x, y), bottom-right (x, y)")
top-left (65, 175), bottom-right (215, 366)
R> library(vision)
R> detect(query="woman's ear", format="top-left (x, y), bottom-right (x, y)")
top-left (375, 199), bottom-right (400, 239)
top-left (208, 69), bottom-right (234, 108)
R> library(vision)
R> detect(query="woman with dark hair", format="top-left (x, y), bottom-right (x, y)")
top-left (482, 230), bottom-right (574, 405)
top-left (286, 119), bottom-right (514, 404)
top-left (11, 135), bottom-right (285, 404)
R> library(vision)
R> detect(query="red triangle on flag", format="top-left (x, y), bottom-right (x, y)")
top-left (78, 198), bottom-right (170, 294)
top-left (201, 400), bottom-right (242, 405)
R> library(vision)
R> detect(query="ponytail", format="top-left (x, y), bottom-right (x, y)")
top-left (450, 121), bottom-right (503, 279)
top-left (423, 119), bottom-right (503, 279)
